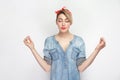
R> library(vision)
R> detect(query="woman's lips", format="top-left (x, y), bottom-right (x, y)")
top-left (61, 26), bottom-right (66, 30)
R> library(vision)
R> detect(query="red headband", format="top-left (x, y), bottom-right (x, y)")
top-left (55, 6), bottom-right (71, 14)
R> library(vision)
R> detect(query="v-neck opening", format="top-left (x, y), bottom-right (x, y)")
top-left (53, 34), bottom-right (76, 53)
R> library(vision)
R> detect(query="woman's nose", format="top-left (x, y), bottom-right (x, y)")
top-left (62, 21), bottom-right (65, 26)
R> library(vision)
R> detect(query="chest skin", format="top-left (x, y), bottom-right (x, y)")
top-left (58, 40), bottom-right (70, 52)
top-left (54, 34), bottom-right (74, 53)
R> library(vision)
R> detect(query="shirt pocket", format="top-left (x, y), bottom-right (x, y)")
top-left (49, 48), bottom-right (59, 61)
top-left (71, 47), bottom-right (79, 61)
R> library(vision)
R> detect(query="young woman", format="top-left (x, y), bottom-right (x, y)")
top-left (23, 7), bottom-right (106, 80)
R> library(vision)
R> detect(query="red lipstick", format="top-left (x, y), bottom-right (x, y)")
top-left (61, 26), bottom-right (66, 30)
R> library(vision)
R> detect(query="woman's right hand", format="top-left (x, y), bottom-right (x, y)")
top-left (23, 36), bottom-right (34, 49)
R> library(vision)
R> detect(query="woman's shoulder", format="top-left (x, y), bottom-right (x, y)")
top-left (74, 34), bottom-right (84, 42)
top-left (44, 35), bottom-right (55, 43)
top-left (73, 34), bottom-right (85, 47)
top-left (45, 35), bottom-right (54, 40)
top-left (44, 35), bottom-right (56, 49)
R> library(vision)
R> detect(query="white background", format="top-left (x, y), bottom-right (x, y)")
top-left (0, 0), bottom-right (120, 80)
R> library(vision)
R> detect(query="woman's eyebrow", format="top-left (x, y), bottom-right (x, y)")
top-left (65, 18), bottom-right (69, 20)
top-left (57, 18), bottom-right (62, 20)
top-left (58, 18), bottom-right (68, 20)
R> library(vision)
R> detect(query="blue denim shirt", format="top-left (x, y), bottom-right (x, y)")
top-left (43, 35), bottom-right (86, 80)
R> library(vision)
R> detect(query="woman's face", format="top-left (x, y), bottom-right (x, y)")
top-left (56, 13), bottom-right (71, 33)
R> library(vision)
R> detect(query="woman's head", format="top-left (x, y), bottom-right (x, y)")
top-left (56, 8), bottom-right (72, 24)
top-left (55, 7), bottom-right (73, 33)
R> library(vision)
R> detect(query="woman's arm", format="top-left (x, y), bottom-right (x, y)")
top-left (23, 36), bottom-right (51, 72)
top-left (78, 37), bottom-right (106, 72)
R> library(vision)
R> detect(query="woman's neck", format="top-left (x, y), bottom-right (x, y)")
top-left (57, 31), bottom-right (72, 38)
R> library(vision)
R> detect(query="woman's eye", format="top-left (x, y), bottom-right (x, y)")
top-left (65, 20), bottom-right (70, 23)
top-left (58, 20), bottom-right (62, 22)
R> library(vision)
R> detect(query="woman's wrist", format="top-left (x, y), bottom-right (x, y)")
top-left (30, 47), bottom-right (35, 51)
top-left (95, 46), bottom-right (101, 52)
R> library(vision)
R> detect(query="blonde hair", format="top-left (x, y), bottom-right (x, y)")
top-left (56, 8), bottom-right (73, 25)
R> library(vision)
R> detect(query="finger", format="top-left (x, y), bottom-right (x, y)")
top-left (101, 38), bottom-right (106, 45)
top-left (100, 37), bottom-right (105, 43)
top-left (24, 38), bottom-right (29, 44)
top-left (100, 37), bottom-right (106, 47)
top-left (26, 36), bottom-right (31, 42)
top-left (99, 38), bottom-right (103, 44)
top-left (23, 37), bottom-right (27, 43)
top-left (24, 36), bottom-right (30, 43)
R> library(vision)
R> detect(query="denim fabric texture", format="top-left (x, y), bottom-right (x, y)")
top-left (43, 35), bottom-right (86, 80)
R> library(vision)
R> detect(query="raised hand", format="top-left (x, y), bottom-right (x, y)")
top-left (23, 36), bottom-right (34, 49)
top-left (96, 37), bottom-right (106, 51)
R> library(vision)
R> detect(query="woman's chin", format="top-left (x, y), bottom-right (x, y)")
top-left (59, 30), bottom-right (69, 33)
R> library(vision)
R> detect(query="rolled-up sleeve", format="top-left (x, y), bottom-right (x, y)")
top-left (43, 38), bottom-right (52, 65)
top-left (76, 38), bottom-right (86, 66)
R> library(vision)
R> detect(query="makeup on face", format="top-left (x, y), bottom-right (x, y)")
top-left (57, 18), bottom-right (70, 23)
top-left (57, 18), bottom-right (70, 30)
top-left (56, 14), bottom-right (71, 31)
top-left (61, 26), bottom-right (66, 30)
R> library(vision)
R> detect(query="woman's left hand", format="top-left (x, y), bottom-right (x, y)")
top-left (96, 37), bottom-right (106, 51)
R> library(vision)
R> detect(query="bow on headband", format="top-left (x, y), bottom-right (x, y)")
top-left (55, 6), bottom-right (71, 14)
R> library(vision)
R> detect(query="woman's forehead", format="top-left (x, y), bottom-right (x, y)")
top-left (57, 14), bottom-right (68, 19)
